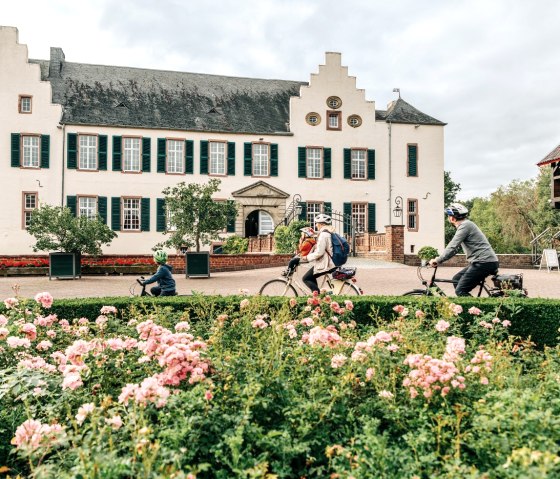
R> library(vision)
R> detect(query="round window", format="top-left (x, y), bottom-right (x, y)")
top-left (305, 112), bottom-right (321, 126)
top-left (326, 96), bottom-right (342, 109)
top-left (347, 115), bottom-right (362, 128)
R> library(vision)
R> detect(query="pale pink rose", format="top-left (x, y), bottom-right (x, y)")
top-left (76, 403), bottom-right (95, 425)
top-left (6, 336), bottom-right (31, 348)
top-left (300, 317), bottom-right (314, 327)
top-left (468, 306), bottom-right (482, 316)
top-left (0, 315), bottom-right (7, 326)
top-left (331, 354), bottom-right (347, 368)
top-left (36, 340), bottom-right (53, 351)
top-left (435, 320), bottom-right (450, 332)
top-left (480, 377), bottom-right (489, 385)
top-left (492, 317), bottom-right (501, 324)
top-left (240, 299), bottom-right (250, 309)
top-left (479, 321), bottom-right (493, 329)
top-left (4, 298), bottom-right (19, 309)
top-left (78, 318), bottom-right (90, 326)
top-left (387, 344), bottom-right (400, 352)
top-left (289, 298), bottom-right (297, 308)
top-left (100, 305), bottom-right (117, 315)
top-left (34, 292), bottom-right (53, 309)
top-left (378, 390), bottom-right (394, 399)
top-left (238, 288), bottom-right (250, 296)
top-left (344, 300), bottom-right (354, 311)
top-left (46, 330), bottom-right (57, 339)
top-left (0, 327), bottom-right (9, 339)
top-left (450, 303), bottom-right (463, 315)
top-left (251, 318), bottom-right (268, 329)
top-left (175, 321), bottom-right (191, 332)
top-left (105, 415), bottom-right (123, 430)
top-left (393, 305), bottom-right (405, 313)
top-left (502, 320), bottom-right (511, 327)
top-left (95, 316), bottom-right (108, 328)
top-left (204, 390), bottom-right (213, 401)
top-left (366, 368), bottom-right (375, 381)
top-left (11, 419), bottom-right (65, 451)
top-left (415, 310), bottom-right (425, 319)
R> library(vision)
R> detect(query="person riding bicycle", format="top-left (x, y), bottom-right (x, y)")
top-left (300, 214), bottom-right (337, 294)
top-left (283, 226), bottom-right (317, 276)
top-left (142, 250), bottom-right (177, 296)
top-left (428, 203), bottom-right (499, 296)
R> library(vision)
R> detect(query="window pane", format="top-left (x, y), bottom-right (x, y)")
top-left (123, 138), bottom-right (141, 172)
top-left (123, 198), bottom-right (140, 230)
top-left (352, 203), bottom-right (367, 234)
top-left (408, 200), bottom-right (417, 229)
top-left (23, 193), bottom-right (37, 229)
top-left (79, 135), bottom-right (98, 170)
top-left (167, 140), bottom-right (184, 173)
top-left (79, 197), bottom-right (97, 219)
top-left (22, 136), bottom-right (39, 168)
top-left (307, 148), bottom-right (322, 178)
top-left (306, 202), bottom-right (322, 227)
top-left (328, 114), bottom-right (339, 128)
top-left (351, 150), bottom-right (366, 179)
top-left (21, 97), bottom-right (32, 112)
top-left (252, 144), bottom-right (269, 176)
top-left (210, 142), bottom-right (226, 175)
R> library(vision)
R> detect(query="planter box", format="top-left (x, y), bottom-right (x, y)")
top-left (0, 267), bottom-right (48, 277)
top-left (186, 252), bottom-right (210, 278)
top-left (49, 252), bottom-right (81, 280)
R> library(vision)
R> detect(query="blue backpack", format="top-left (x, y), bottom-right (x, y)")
top-left (329, 232), bottom-right (350, 266)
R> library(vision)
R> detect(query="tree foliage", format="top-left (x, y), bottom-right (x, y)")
top-left (27, 205), bottom-right (117, 255)
top-left (156, 179), bottom-right (237, 252)
top-left (444, 171), bottom-right (462, 244)
top-left (273, 220), bottom-right (309, 254)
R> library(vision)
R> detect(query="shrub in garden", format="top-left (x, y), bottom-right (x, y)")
top-left (273, 219), bottom-right (308, 254)
top-left (1, 291), bottom-right (560, 477)
top-left (221, 235), bottom-right (249, 254)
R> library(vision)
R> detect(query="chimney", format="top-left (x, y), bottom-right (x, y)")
top-left (49, 47), bottom-right (65, 78)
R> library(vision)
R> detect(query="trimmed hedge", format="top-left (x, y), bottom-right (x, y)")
top-left (3, 294), bottom-right (559, 347)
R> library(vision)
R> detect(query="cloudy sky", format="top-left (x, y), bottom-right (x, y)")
top-left (4, 0), bottom-right (560, 199)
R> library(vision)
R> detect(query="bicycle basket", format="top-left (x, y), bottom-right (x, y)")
top-left (492, 273), bottom-right (523, 290)
top-left (332, 267), bottom-right (356, 280)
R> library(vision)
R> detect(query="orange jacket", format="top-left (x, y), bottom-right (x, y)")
top-left (298, 238), bottom-right (316, 257)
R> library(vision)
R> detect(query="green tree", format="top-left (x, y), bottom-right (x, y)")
top-left (444, 171), bottom-right (462, 244)
top-left (27, 205), bottom-right (117, 255)
top-left (156, 179), bottom-right (237, 252)
top-left (273, 220), bottom-right (308, 254)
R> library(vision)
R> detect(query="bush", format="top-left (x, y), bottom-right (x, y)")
top-left (273, 220), bottom-right (308, 254)
top-left (221, 235), bottom-right (249, 254)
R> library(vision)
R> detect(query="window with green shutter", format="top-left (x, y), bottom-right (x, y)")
top-left (111, 197), bottom-right (121, 231)
top-left (408, 144), bottom-right (418, 177)
top-left (112, 136), bottom-right (122, 171)
top-left (298, 201), bottom-right (307, 221)
top-left (244, 143), bottom-right (252, 176)
top-left (40, 135), bottom-right (50, 169)
top-left (66, 196), bottom-right (77, 216)
top-left (270, 144), bottom-right (278, 177)
top-left (186, 140), bottom-right (194, 174)
top-left (11, 133), bottom-right (21, 167)
top-left (67, 133), bottom-right (77, 169)
top-left (157, 138), bottom-right (166, 173)
top-left (227, 142), bottom-right (236, 176)
top-left (298, 147), bottom-right (306, 178)
top-left (343, 149), bottom-right (352, 179)
top-left (323, 148), bottom-right (331, 178)
top-left (98, 197), bottom-right (108, 224)
top-left (141, 198), bottom-right (150, 231)
top-left (343, 203), bottom-right (351, 234)
top-left (368, 203), bottom-right (376, 233)
top-left (367, 149), bottom-right (376, 180)
top-left (200, 140), bottom-right (209, 174)
top-left (156, 198), bottom-right (166, 232)
top-left (227, 200), bottom-right (236, 232)
top-left (142, 138), bottom-right (151, 172)
top-left (98, 136), bottom-right (108, 170)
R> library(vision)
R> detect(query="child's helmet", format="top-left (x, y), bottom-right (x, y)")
top-left (153, 250), bottom-right (168, 264)
top-left (300, 227), bottom-right (316, 237)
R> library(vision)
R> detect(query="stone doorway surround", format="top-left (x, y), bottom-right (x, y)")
top-left (231, 181), bottom-right (290, 236)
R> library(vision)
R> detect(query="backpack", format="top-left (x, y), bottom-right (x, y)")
top-left (329, 232), bottom-right (350, 266)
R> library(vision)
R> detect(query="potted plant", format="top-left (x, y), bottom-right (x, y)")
top-left (417, 246), bottom-right (439, 266)
top-left (27, 205), bottom-right (117, 279)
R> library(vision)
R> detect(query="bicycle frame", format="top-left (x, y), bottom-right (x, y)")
top-left (412, 265), bottom-right (491, 297)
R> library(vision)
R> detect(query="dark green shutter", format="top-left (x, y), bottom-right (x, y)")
top-left (111, 197), bottom-right (121, 231)
top-left (408, 145), bottom-right (418, 177)
top-left (298, 201), bottom-right (307, 221)
top-left (324, 202), bottom-right (332, 215)
top-left (67, 133), bottom-right (77, 169)
top-left (298, 147), bottom-right (306, 178)
top-left (367, 149), bottom-right (376, 180)
top-left (185, 140), bottom-right (194, 174)
top-left (112, 136), bottom-right (122, 171)
top-left (368, 203), bottom-right (376, 233)
top-left (227, 142), bottom-right (235, 176)
top-left (244, 142), bottom-right (252, 176)
top-left (66, 196), bottom-right (77, 216)
top-left (323, 148), bottom-right (331, 178)
top-left (141, 198), bottom-right (150, 232)
top-left (40, 135), bottom-right (50, 168)
top-left (343, 148), bottom-right (351, 179)
top-left (98, 197), bottom-right (108, 224)
top-left (11, 133), bottom-right (20, 167)
top-left (157, 138), bottom-right (166, 173)
top-left (200, 140), bottom-right (208, 174)
top-left (227, 200), bottom-right (236, 232)
top-left (142, 137), bottom-right (151, 172)
top-left (270, 143), bottom-right (278, 177)
top-left (98, 135), bottom-right (107, 170)
top-left (156, 198), bottom-right (166, 232)
top-left (343, 202), bottom-right (352, 234)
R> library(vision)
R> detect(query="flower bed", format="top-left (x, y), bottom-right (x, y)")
top-left (1, 292), bottom-right (559, 477)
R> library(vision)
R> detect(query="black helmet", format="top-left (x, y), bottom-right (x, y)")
top-left (444, 203), bottom-right (469, 220)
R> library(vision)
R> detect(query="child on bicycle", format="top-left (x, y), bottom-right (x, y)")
top-left (282, 227), bottom-right (317, 276)
top-left (142, 250), bottom-right (177, 296)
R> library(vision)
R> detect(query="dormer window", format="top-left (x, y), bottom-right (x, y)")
top-left (19, 96), bottom-right (32, 113)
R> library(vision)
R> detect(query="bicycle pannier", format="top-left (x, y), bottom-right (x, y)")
top-left (332, 267), bottom-right (356, 280)
top-left (492, 274), bottom-right (523, 290)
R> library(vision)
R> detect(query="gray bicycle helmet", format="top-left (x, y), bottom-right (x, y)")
top-left (314, 213), bottom-right (332, 225)
top-left (444, 203), bottom-right (469, 220)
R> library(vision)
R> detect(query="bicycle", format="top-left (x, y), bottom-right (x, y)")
top-left (259, 265), bottom-right (363, 297)
top-left (402, 265), bottom-right (528, 297)
top-left (129, 276), bottom-right (179, 297)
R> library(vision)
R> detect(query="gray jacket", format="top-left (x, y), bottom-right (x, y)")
top-left (436, 220), bottom-right (498, 264)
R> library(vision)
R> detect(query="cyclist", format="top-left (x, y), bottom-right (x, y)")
top-left (141, 250), bottom-right (177, 296)
top-left (428, 203), bottom-right (499, 296)
top-left (300, 214), bottom-right (336, 294)
top-left (283, 226), bottom-right (317, 276)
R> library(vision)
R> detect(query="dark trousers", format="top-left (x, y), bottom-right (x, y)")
top-left (453, 262), bottom-right (499, 296)
top-left (302, 267), bottom-right (337, 294)
top-left (150, 286), bottom-right (177, 297)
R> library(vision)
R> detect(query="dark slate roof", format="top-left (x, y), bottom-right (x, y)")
top-left (30, 59), bottom-right (306, 134)
top-left (375, 98), bottom-right (446, 126)
top-left (537, 144), bottom-right (560, 167)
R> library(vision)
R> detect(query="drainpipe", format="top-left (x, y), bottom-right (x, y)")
top-left (387, 121), bottom-right (392, 225)
top-left (59, 106), bottom-right (66, 207)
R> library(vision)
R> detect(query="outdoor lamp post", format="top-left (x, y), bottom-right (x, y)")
top-left (393, 196), bottom-right (404, 226)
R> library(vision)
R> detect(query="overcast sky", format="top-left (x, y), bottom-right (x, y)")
top-left (4, 0), bottom-right (560, 199)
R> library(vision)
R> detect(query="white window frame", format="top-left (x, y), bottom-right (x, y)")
top-left (307, 148), bottom-right (322, 178)
top-left (407, 199), bottom-right (418, 231)
top-left (167, 139), bottom-right (184, 174)
top-left (352, 203), bottom-right (367, 235)
top-left (78, 196), bottom-right (97, 220)
top-left (78, 135), bottom-right (98, 170)
top-left (252, 143), bottom-right (269, 177)
top-left (123, 137), bottom-right (141, 172)
top-left (327, 111), bottom-right (341, 130)
top-left (19, 96), bottom-right (32, 113)
top-left (351, 149), bottom-right (367, 179)
top-left (22, 192), bottom-right (38, 229)
top-left (210, 141), bottom-right (226, 175)
top-left (123, 197), bottom-right (141, 231)
top-left (306, 202), bottom-right (323, 228)
top-left (22, 135), bottom-right (40, 168)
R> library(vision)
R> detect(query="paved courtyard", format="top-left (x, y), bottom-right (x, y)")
top-left (1, 257), bottom-right (559, 300)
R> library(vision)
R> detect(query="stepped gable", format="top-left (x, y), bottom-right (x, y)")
top-left (30, 55), bottom-right (306, 135)
top-left (375, 98), bottom-right (445, 126)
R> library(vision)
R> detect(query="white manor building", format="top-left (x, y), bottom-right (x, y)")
top-left (0, 26), bottom-right (445, 258)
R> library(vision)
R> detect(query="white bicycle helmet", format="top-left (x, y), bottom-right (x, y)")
top-left (444, 203), bottom-right (469, 220)
top-left (314, 213), bottom-right (332, 225)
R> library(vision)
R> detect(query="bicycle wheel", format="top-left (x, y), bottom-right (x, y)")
top-left (337, 281), bottom-right (362, 295)
top-left (402, 289), bottom-right (431, 296)
top-left (259, 279), bottom-right (298, 297)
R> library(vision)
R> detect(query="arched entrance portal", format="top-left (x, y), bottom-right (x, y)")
top-left (245, 210), bottom-right (274, 237)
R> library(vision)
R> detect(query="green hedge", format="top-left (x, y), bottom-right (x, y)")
top-left (3, 294), bottom-right (559, 347)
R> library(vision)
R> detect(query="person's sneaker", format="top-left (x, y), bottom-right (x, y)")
top-left (281, 269), bottom-right (292, 277)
